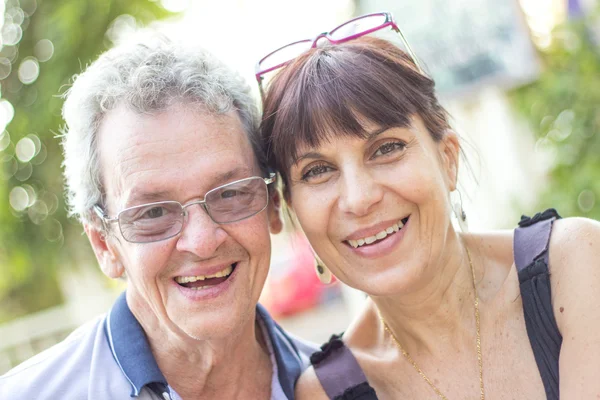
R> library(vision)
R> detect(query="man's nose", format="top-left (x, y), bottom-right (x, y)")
top-left (337, 168), bottom-right (384, 217)
top-left (175, 204), bottom-right (228, 257)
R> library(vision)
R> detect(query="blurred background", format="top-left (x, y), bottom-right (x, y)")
top-left (0, 0), bottom-right (599, 374)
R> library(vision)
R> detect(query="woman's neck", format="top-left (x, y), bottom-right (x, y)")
top-left (371, 232), bottom-right (481, 355)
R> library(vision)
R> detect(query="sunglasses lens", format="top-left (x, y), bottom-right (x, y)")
top-left (329, 14), bottom-right (388, 40)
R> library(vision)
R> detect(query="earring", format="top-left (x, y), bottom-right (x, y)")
top-left (453, 190), bottom-right (469, 232)
top-left (314, 256), bottom-right (332, 285)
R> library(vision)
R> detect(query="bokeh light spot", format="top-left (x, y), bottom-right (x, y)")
top-left (31, 142), bottom-right (46, 165)
top-left (14, 161), bottom-right (32, 181)
top-left (42, 190), bottom-right (58, 215)
top-left (26, 134), bottom-right (41, 156)
top-left (0, 45), bottom-right (18, 62)
top-left (0, 57), bottom-right (12, 80)
top-left (2, 155), bottom-right (18, 180)
top-left (9, 186), bottom-right (29, 211)
top-left (550, 109), bottom-right (574, 142)
top-left (20, 0), bottom-right (37, 16)
top-left (0, 99), bottom-right (15, 132)
top-left (6, 7), bottom-right (25, 25)
top-left (16, 137), bottom-right (35, 162)
top-left (0, 131), bottom-right (10, 151)
top-left (43, 218), bottom-right (63, 242)
top-left (28, 200), bottom-right (48, 224)
top-left (578, 190), bottom-right (595, 213)
top-left (21, 183), bottom-right (37, 206)
top-left (106, 14), bottom-right (138, 44)
top-left (18, 57), bottom-right (40, 84)
top-left (34, 39), bottom-right (54, 62)
top-left (1, 23), bottom-right (23, 46)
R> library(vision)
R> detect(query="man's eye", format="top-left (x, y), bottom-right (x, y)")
top-left (372, 141), bottom-right (406, 158)
top-left (221, 190), bottom-right (239, 199)
top-left (301, 164), bottom-right (332, 181)
top-left (142, 206), bottom-right (168, 219)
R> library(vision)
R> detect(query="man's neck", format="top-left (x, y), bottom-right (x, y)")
top-left (143, 309), bottom-right (272, 400)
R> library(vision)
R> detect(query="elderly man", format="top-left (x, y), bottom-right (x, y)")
top-left (0, 35), bottom-right (316, 399)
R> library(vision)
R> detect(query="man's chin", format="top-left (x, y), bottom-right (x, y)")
top-left (170, 304), bottom-right (257, 342)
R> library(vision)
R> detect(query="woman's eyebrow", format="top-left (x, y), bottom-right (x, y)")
top-left (293, 151), bottom-right (322, 166)
top-left (292, 126), bottom-right (410, 165)
top-left (366, 126), bottom-right (389, 140)
top-left (366, 124), bottom-right (411, 141)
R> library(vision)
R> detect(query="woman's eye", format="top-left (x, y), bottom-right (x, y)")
top-left (301, 164), bottom-right (332, 181)
top-left (372, 141), bottom-right (406, 158)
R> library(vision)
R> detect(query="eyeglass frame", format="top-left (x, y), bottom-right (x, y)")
top-left (255, 11), bottom-right (424, 96)
top-left (92, 173), bottom-right (277, 243)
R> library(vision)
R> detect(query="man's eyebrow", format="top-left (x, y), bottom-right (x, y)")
top-left (212, 167), bottom-right (250, 185)
top-left (127, 190), bottom-right (172, 206)
top-left (125, 168), bottom-right (252, 206)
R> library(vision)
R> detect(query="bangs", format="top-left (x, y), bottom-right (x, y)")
top-left (261, 36), bottom-right (446, 185)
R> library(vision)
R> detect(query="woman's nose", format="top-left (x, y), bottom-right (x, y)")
top-left (337, 168), bottom-right (384, 217)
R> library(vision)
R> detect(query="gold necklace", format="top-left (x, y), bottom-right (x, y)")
top-left (380, 248), bottom-right (485, 400)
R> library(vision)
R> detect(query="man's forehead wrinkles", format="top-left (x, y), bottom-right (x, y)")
top-left (116, 164), bottom-right (255, 207)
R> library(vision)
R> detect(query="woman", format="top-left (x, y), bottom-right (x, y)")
top-left (257, 12), bottom-right (600, 400)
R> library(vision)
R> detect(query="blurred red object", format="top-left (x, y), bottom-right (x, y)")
top-left (260, 231), bottom-right (339, 318)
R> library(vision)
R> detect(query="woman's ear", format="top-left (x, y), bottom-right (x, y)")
top-left (267, 190), bottom-right (283, 235)
top-left (439, 130), bottom-right (460, 191)
top-left (85, 223), bottom-right (125, 279)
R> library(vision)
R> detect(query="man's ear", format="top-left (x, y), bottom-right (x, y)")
top-left (267, 190), bottom-right (283, 235)
top-left (439, 130), bottom-right (460, 191)
top-left (85, 223), bottom-right (125, 279)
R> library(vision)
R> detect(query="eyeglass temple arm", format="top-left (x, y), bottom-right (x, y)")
top-left (392, 26), bottom-right (424, 74)
top-left (93, 205), bottom-right (118, 223)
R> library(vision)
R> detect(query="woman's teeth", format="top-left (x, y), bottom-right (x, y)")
top-left (347, 219), bottom-right (406, 249)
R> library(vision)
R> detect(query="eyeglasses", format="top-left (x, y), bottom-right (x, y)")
top-left (255, 11), bottom-right (423, 96)
top-left (93, 173), bottom-right (276, 243)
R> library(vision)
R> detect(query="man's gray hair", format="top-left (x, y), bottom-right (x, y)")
top-left (61, 34), bottom-right (263, 223)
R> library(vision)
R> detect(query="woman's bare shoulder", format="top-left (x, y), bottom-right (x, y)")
top-left (549, 216), bottom-right (600, 257)
top-left (295, 366), bottom-right (329, 400)
top-left (547, 216), bottom-right (600, 397)
top-left (548, 216), bottom-right (600, 291)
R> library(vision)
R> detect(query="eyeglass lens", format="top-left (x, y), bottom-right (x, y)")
top-left (329, 14), bottom-right (387, 40)
top-left (259, 14), bottom-right (389, 75)
top-left (259, 40), bottom-right (313, 73)
top-left (118, 177), bottom-right (269, 243)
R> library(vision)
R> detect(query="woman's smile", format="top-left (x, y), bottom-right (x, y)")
top-left (343, 216), bottom-right (410, 259)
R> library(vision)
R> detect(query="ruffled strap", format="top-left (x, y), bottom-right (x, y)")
top-left (514, 208), bottom-right (560, 272)
top-left (513, 209), bottom-right (561, 400)
top-left (312, 335), bottom-right (377, 399)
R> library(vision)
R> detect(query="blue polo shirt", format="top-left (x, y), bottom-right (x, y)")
top-left (0, 292), bottom-right (317, 399)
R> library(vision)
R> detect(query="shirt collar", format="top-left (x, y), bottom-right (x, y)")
top-left (256, 303), bottom-right (304, 399)
top-left (105, 292), bottom-right (304, 399)
top-left (105, 292), bottom-right (166, 397)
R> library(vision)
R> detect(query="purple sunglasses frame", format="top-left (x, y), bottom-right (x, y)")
top-left (255, 11), bottom-right (423, 93)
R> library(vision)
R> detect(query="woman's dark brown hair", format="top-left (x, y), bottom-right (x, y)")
top-left (260, 36), bottom-right (453, 197)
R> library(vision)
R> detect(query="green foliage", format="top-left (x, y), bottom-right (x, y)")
top-left (0, 0), bottom-right (173, 323)
top-left (509, 11), bottom-right (600, 220)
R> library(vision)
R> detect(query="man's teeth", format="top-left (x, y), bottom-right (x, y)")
top-left (348, 219), bottom-right (405, 248)
top-left (175, 265), bottom-right (233, 284)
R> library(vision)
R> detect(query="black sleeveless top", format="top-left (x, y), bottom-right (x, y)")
top-left (311, 209), bottom-right (562, 400)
